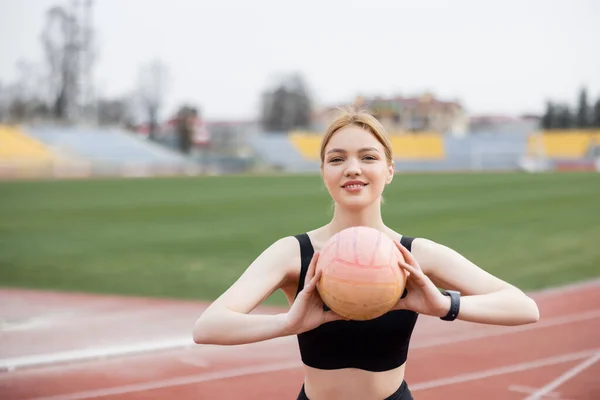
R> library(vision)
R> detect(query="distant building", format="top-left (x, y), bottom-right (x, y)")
top-left (316, 93), bottom-right (469, 136)
top-left (468, 114), bottom-right (541, 135)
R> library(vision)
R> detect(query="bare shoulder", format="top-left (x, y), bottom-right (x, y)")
top-left (267, 235), bottom-right (303, 278)
top-left (410, 236), bottom-right (477, 262)
top-left (410, 237), bottom-right (462, 270)
top-left (410, 237), bottom-right (437, 253)
top-left (240, 235), bottom-right (302, 286)
top-left (258, 235), bottom-right (299, 259)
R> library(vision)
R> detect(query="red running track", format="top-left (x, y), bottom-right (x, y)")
top-left (1, 279), bottom-right (599, 399)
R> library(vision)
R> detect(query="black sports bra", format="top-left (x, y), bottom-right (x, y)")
top-left (294, 233), bottom-right (419, 372)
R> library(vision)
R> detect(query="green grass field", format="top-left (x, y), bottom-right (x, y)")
top-left (0, 172), bottom-right (599, 305)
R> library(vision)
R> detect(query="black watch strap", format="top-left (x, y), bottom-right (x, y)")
top-left (441, 290), bottom-right (460, 321)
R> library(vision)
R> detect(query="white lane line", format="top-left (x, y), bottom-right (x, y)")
top-left (27, 349), bottom-right (600, 400)
top-left (0, 337), bottom-right (193, 371)
top-left (2, 278), bottom-right (599, 371)
top-left (532, 277), bottom-right (600, 298)
top-left (508, 385), bottom-right (562, 398)
top-left (409, 349), bottom-right (600, 392)
top-left (29, 360), bottom-right (302, 400)
top-left (411, 308), bottom-right (600, 349)
top-left (523, 352), bottom-right (600, 400)
top-left (3, 308), bottom-right (600, 372)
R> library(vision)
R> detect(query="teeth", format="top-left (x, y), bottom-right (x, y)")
top-left (345, 184), bottom-right (365, 189)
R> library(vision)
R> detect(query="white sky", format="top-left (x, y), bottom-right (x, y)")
top-left (1, 0), bottom-right (599, 121)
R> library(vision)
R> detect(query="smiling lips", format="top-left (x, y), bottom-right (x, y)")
top-left (342, 180), bottom-right (368, 193)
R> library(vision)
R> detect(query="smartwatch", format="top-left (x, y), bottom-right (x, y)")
top-left (441, 290), bottom-right (460, 321)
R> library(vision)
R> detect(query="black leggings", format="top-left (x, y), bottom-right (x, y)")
top-left (297, 380), bottom-right (413, 400)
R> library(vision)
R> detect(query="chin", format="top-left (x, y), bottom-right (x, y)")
top-left (334, 195), bottom-right (379, 211)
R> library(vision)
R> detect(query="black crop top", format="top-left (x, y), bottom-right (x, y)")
top-left (294, 233), bottom-right (419, 372)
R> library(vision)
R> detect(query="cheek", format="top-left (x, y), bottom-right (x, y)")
top-left (321, 167), bottom-right (337, 186)
top-left (322, 166), bottom-right (345, 193)
top-left (367, 164), bottom-right (389, 182)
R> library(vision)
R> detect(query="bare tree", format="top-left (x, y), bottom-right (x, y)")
top-left (137, 59), bottom-right (169, 141)
top-left (175, 104), bottom-right (199, 154)
top-left (97, 97), bottom-right (133, 127)
top-left (0, 80), bottom-right (7, 122)
top-left (1, 60), bottom-right (50, 122)
top-left (42, 5), bottom-right (77, 120)
top-left (261, 72), bottom-right (312, 132)
top-left (41, 2), bottom-right (95, 122)
top-left (79, 0), bottom-right (96, 122)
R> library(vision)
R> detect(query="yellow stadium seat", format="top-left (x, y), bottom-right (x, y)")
top-left (289, 132), bottom-right (321, 160)
top-left (0, 125), bottom-right (59, 162)
top-left (389, 134), bottom-right (445, 160)
top-left (289, 131), bottom-right (445, 161)
top-left (529, 131), bottom-right (600, 158)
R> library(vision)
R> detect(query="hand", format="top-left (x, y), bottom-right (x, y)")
top-left (285, 252), bottom-right (344, 335)
top-left (393, 242), bottom-right (451, 318)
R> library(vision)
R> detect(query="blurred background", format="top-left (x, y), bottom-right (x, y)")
top-left (1, 0), bottom-right (599, 180)
top-left (0, 0), bottom-right (599, 300)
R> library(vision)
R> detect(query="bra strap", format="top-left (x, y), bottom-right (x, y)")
top-left (294, 233), bottom-right (314, 298)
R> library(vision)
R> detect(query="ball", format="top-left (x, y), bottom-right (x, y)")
top-left (316, 226), bottom-right (407, 321)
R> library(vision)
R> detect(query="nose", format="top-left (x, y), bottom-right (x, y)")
top-left (344, 158), bottom-right (362, 177)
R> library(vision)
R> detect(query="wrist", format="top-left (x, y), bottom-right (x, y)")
top-left (278, 313), bottom-right (293, 336)
top-left (437, 294), bottom-right (452, 318)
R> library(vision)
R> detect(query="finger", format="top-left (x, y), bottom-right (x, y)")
top-left (324, 311), bottom-right (347, 323)
top-left (304, 252), bottom-right (320, 289)
top-left (304, 268), bottom-right (323, 293)
top-left (393, 298), bottom-right (408, 311)
top-left (398, 261), bottom-right (432, 289)
top-left (395, 242), bottom-right (421, 271)
top-left (395, 241), bottom-right (413, 263)
top-left (398, 260), bottom-right (420, 277)
top-left (396, 262), bottom-right (420, 289)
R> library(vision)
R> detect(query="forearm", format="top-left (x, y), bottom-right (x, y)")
top-left (193, 309), bottom-right (290, 345)
top-left (445, 289), bottom-right (540, 326)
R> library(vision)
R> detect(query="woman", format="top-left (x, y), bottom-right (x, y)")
top-left (193, 108), bottom-right (540, 400)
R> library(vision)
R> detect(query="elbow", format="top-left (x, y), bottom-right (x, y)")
top-left (192, 320), bottom-right (209, 344)
top-left (523, 295), bottom-right (540, 324)
top-left (192, 323), bottom-right (210, 345)
top-left (530, 301), bottom-right (541, 323)
top-left (192, 312), bottom-right (219, 345)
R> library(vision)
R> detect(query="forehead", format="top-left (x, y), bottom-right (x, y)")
top-left (326, 125), bottom-right (383, 151)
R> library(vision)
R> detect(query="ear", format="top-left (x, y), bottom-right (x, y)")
top-left (386, 161), bottom-right (395, 184)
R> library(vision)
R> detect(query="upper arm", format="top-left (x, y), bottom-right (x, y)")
top-left (203, 236), bottom-right (299, 315)
top-left (412, 238), bottom-right (517, 295)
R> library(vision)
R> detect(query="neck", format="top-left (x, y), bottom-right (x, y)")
top-left (327, 199), bottom-right (386, 235)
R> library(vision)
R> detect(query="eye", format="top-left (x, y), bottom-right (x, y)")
top-left (328, 157), bottom-right (343, 163)
top-left (363, 155), bottom-right (378, 161)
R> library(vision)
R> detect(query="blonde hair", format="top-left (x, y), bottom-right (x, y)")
top-left (319, 107), bottom-right (393, 166)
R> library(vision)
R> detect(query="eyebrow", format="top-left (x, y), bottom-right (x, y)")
top-left (326, 147), bottom-right (380, 155)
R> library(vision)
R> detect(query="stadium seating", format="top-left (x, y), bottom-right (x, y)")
top-left (250, 133), bottom-right (318, 172)
top-left (289, 132), bottom-right (446, 161)
top-left (529, 131), bottom-right (600, 158)
top-left (0, 125), bottom-right (59, 163)
top-left (253, 131), bottom-right (532, 173)
top-left (25, 126), bottom-right (195, 168)
top-left (389, 135), bottom-right (445, 160)
top-left (289, 132), bottom-right (321, 161)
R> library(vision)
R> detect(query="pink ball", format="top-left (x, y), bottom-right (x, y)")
top-left (316, 226), bottom-right (407, 321)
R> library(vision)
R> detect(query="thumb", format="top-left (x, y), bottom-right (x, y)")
top-left (324, 310), bottom-right (347, 323)
top-left (394, 297), bottom-right (409, 311)
top-left (303, 269), bottom-right (322, 295)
